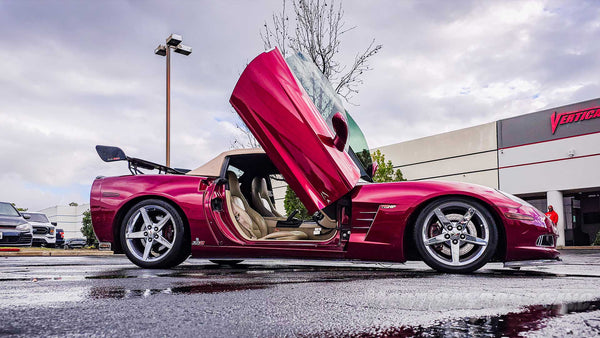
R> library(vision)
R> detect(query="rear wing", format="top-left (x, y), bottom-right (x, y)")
top-left (95, 145), bottom-right (188, 175)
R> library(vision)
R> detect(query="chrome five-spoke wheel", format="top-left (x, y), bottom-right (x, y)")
top-left (414, 198), bottom-right (498, 273)
top-left (120, 199), bottom-right (189, 268)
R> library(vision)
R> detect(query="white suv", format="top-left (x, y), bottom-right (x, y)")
top-left (23, 212), bottom-right (56, 247)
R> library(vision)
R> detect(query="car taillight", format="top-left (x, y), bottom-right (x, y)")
top-left (60, 232), bottom-right (64, 239)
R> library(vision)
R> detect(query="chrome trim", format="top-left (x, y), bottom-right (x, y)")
top-left (359, 211), bottom-right (377, 214)
top-left (356, 218), bottom-right (375, 222)
top-left (364, 206), bottom-right (383, 239)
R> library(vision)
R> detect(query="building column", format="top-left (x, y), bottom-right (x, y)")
top-left (547, 190), bottom-right (565, 247)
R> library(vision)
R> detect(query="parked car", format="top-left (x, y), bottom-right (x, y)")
top-left (55, 227), bottom-right (65, 248)
top-left (0, 202), bottom-right (33, 247)
top-left (90, 49), bottom-right (559, 273)
top-left (64, 238), bottom-right (87, 249)
top-left (22, 212), bottom-right (56, 247)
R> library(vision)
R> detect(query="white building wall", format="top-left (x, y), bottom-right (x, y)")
top-left (376, 122), bottom-right (499, 188)
top-left (38, 204), bottom-right (90, 239)
top-left (498, 133), bottom-right (600, 194)
top-left (378, 122), bottom-right (498, 165)
top-left (271, 176), bottom-right (289, 216)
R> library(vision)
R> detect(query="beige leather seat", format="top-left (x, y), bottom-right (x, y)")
top-left (251, 177), bottom-right (283, 217)
top-left (227, 171), bottom-right (307, 240)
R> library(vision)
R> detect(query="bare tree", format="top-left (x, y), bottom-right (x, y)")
top-left (262, 0), bottom-right (382, 102)
top-left (229, 120), bottom-right (261, 149)
top-left (232, 0), bottom-right (381, 149)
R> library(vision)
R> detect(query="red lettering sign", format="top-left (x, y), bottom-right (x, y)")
top-left (550, 107), bottom-right (600, 134)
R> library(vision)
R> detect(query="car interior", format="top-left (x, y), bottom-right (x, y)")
top-left (221, 153), bottom-right (339, 242)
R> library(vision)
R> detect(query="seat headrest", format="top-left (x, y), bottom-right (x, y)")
top-left (227, 171), bottom-right (243, 197)
top-left (251, 177), bottom-right (268, 198)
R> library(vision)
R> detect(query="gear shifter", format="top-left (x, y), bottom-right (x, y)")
top-left (286, 210), bottom-right (299, 222)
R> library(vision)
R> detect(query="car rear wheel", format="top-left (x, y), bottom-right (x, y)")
top-left (120, 199), bottom-right (189, 269)
top-left (414, 197), bottom-right (498, 273)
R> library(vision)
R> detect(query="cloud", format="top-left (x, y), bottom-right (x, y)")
top-left (1, 0), bottom-right (599, 210)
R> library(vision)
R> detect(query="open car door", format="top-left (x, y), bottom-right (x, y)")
top-left (230, 48), bottom-right (361, 213)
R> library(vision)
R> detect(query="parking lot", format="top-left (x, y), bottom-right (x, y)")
top-left (1, 250), bottom-right (600, 337)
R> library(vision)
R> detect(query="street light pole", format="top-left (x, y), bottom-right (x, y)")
top-left (165, 45), bottom-right (171, 167)
top-left (154, 34), bottom-right (192, 167)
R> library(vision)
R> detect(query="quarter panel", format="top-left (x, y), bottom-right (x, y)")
top-left (90, 175), bottom-right (215, 249)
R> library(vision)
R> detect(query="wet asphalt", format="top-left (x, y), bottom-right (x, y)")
top-left (1, 251), bottom-right (600, 337)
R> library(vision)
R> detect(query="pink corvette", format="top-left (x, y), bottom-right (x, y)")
top-left (91, 48), bottom-right (559, 273)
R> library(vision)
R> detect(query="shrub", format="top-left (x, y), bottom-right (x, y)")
top-left (593, 230), bottom-right (600, 246)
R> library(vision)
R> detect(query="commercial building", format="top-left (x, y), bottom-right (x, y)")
top-left (37, 204), bottom-right (90, 239)
top-left (377, 98), bottom-right (600, 247)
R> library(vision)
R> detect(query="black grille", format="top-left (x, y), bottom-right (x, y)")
top-left (536, 234), bottom-right (555, 247)
top-left (0, 233), bottom-right (32, 245)
top-left (33, 227), bottom-right (49, 235)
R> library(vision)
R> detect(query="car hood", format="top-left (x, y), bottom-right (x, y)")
top-left (230, 48), bottom-right (361, 212)
top-left (28, 221), bottom-right (52, 227)
top-left (352, 180), bottom-right (523, 210)
top-left (0, 215), bottom-right (28, 226)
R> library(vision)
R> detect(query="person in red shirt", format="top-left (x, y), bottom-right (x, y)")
top-left (545, 205), bottom-right (559, 225)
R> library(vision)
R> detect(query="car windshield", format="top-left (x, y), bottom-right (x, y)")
top-left (26, 213), bottom-right (49, 223)
top-left (0, 203), bottom-right (21, 217)
top-left (286, 52), bottom-right (374, 182)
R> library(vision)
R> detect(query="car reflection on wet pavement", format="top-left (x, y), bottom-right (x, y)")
top-left (1, 251), bottom-right (600, 337)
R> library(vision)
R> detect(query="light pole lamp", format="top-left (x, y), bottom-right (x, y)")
top-left (154, 33), bottom-right (192, 167)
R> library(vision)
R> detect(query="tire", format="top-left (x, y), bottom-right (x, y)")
top-left (120, 199), bottom-right (189, 269)
top-left (413, 197), bottom-right (498, 273)
top-left (209, 260), bottom-right (244, 266)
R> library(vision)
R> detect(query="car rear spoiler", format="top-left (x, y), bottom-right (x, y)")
top-left (95, 145), bottom-right (188, 175)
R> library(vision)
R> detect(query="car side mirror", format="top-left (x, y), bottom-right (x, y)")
top-left (331, 112), bottom-right (348, 152)
top-left (51, 222), bottom-right (58, 226)
top-left (214, 177), bottom-right (227, 186)
top-left (371, 162), bottom-right (378, 178)
top-left (22, 214), bottom-right (31, 220)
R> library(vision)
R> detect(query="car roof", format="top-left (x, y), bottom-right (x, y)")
top-left (186, 148), bottom-right (264, 177)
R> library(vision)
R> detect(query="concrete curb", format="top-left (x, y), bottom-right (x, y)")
top-left (557, 246), bottom-right (600, 250)
top-left (0, 249), bottom-right (114, 257)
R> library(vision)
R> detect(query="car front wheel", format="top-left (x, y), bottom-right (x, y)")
top-left (120, 199), bottom-right (188, 269)
top-left (414, 197), bottom-right (498, 273)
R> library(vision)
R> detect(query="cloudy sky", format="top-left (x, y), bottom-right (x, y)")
top-left (1, 0), bottom-right (599, 211)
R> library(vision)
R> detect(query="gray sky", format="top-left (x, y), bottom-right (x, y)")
top-left (1, 0), bottom-right (599, 211)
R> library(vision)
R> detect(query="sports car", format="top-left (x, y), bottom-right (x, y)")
top-left (90, 48), bottom-right (559, 273)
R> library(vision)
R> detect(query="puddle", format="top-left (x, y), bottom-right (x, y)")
top-left (0, 263), bottom-right (562, 283)
top-left (329, 299), bottom-right (600, 337)
top-left (86, 274), bottom-right (136, 280)
top-left (79, 264), bottom-right (440, 281)
top-left (89, 282), bottom-right (271, 299)
top-left (85, 270), bottom-right (433, 300)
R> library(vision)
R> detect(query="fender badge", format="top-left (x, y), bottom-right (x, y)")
top-left (192, 238), bottom-right (205, 246)
top-left (380, 204), bottom-right (397, 209)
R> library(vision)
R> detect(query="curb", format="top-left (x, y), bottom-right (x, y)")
top-left (557, 246), bottom-right (600, 250)
top-left (0, 249), bottom-right (114, 257)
